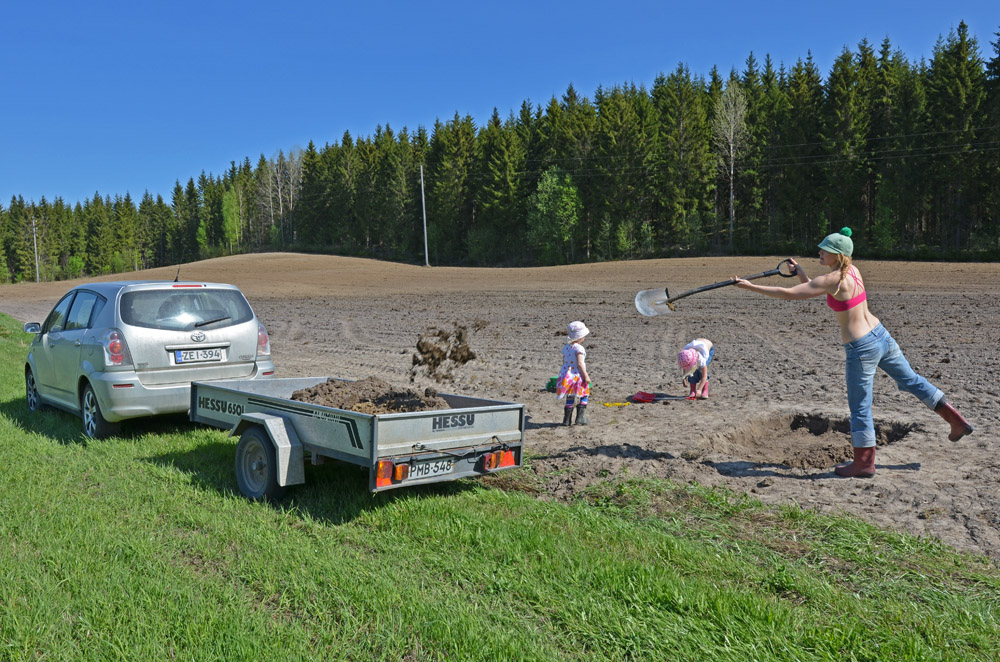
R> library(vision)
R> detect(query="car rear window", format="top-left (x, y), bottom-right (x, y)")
top-left (120, 289), bottom-right (255, 331)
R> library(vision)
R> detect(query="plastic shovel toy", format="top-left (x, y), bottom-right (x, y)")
top-left (634, 259), bottom-right (798, 316)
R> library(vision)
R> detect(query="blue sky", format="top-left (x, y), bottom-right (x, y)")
top-left (2, 1), bottom-right (997, 207)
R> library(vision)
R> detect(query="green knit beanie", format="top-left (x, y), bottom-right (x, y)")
top-left (818, 227), bottom-right (854, 257)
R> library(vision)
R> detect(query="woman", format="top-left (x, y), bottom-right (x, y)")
top-left (731, 227), bottom-right (973, 477)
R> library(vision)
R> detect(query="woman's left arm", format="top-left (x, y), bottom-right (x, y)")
top-left (731, 274), bottom-right (830, 300)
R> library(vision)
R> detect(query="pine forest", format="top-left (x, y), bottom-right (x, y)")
top-left (2, 24), bottom-right (999, 282)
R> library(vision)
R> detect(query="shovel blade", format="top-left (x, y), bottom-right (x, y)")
top-left (635, 288), bottom-right (674, 316)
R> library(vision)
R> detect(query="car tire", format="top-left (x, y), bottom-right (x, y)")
top-left (82, 384), bottom-right (120, 439)
top-left (235, 426), bottom-right (286, 502)
top-left (25, 367), bottom-right (44, 412)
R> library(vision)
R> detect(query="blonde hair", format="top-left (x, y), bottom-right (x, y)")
top-left (831, 253), bottom-right (854, 296)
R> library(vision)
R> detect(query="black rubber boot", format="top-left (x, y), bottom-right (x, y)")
top-left (561, 407), bottom-right (574, 426)
top-left (575, 404), bottom-right (589, 426)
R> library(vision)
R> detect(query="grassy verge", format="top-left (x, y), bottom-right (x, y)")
top-left (1, 313), bottom-right (997, 661)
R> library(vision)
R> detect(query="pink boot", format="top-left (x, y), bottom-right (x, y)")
top-left (834, 447), bottom-right (875, 478)
top-left (698, 382), bottom-right (709, 399)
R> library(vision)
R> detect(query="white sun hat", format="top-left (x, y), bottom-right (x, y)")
top-left (567, 321), bottom-right (590, 342)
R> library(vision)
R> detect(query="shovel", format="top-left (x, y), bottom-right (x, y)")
top-left (634, 259), bottom-right (798, 316)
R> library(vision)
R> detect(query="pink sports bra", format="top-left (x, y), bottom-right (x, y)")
top-left (827, 266), bottom-right (867, 311)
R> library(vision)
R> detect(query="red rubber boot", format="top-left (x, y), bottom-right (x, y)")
top-left (834, 446), bottom-right (876, 478)
top-left (934, 401), bottom-right (973, 441)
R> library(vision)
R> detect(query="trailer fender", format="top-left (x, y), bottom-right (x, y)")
top-left (231, 413), bottom-right (305, 486)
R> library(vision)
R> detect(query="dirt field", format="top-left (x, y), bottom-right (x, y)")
top-left (3, 252), bottom-right (998, 562)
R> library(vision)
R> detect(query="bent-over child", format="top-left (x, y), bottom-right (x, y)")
top-left (678, 338), bottom-right (713, 399)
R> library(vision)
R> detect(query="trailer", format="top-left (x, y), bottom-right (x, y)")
top-left (190, 377), bottom-right (525, 500)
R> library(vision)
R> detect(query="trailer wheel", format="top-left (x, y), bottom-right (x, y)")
top-left (235, 426), bottom-right (286, 502)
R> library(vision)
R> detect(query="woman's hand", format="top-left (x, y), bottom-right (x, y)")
top-left (789, 258), bottom-right (808, 282)
top-left (730, 276), bottom-right (751, 289)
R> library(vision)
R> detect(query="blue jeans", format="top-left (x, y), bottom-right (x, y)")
top-left (843, 324), bottom-right (943, 448)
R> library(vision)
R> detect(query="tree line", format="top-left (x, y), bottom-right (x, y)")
top-left (2, 22), bottom-right (998, 283)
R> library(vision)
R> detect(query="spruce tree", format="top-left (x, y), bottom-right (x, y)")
top-left (652, 64), bottom-right (714, 251)
top-left (925, 21), bottom-right (986, 249)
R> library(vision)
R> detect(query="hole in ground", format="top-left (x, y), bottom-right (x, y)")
top-left (711, 413), bottom-right (922, 471)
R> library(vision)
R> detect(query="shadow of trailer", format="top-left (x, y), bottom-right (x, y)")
top-left (190, 377), bottom-right (525, 501)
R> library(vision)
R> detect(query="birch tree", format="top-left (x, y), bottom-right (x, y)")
top-left (712, 79), bottom-right (747, 252)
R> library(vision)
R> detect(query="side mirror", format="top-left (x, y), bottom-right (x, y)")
top-left (23, 322), bottom-right (41, 334)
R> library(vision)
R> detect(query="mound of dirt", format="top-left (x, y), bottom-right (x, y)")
top-left (291, 376), bottom-right (450, 414)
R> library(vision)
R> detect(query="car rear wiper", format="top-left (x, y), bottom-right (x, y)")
top-left (194, 316), bottom-right (232, 328)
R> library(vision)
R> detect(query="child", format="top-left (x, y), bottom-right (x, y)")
top-left (678, 338), bottom-right (714, 399)
top-left (557, 321), bottom-right (591, 426)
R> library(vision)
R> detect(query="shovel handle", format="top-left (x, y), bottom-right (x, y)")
top-left (665, 259), bottom-right (797, 304)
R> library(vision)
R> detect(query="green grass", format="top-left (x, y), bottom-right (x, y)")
top-left (1, 312), bottom-right (998, 661)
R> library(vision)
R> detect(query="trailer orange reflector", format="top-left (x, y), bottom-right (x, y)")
top-left (393, 463), bottom-right (410, 481)
top-left (375, 460), bottom-right (394, 488)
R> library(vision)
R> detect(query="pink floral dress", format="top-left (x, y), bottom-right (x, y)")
top-left (556, 343), bottom-right (589, 399)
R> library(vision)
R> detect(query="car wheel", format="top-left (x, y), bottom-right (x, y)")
top-left (235, 426), bottom-right (286, 502)
top-left (25, 368), bottom-right (43, 412)
top-left (82, 384), bottom-right (120, 439)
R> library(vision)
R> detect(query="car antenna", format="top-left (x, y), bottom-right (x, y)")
top-left (174, 266), bottom-right (181, 282)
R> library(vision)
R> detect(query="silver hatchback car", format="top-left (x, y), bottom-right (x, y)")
top-left (23, 280), bottom-right (275, 438)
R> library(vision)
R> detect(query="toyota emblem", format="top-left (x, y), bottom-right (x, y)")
top-left (190, 331), bottom-right (206, 342)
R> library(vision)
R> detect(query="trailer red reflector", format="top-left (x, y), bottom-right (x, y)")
top-left (497, 450), bottom-right (516, 468)
top-left (376, 460), bottom-right (394, 487)
top-left (484, 449), bottom-right (516, 472)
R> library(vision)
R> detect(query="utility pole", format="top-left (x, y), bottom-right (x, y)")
top-left (31, 216), bottom-right (40, 283)
top-left (420, 164), bottom-right (429, 267)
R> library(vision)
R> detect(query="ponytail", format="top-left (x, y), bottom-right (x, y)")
top-left (831, 254), bottom-right (853, 295)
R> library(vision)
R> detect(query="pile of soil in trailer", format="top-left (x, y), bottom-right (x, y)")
top-left (291, 376), bottom-right (450, 414)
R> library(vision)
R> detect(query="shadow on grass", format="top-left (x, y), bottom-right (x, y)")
top-left (0, 392), bottom-right (483, 524)
top-left (145, 436), bottom-right (477, 525)
top-left (0, 395), bottom-right (205, 446)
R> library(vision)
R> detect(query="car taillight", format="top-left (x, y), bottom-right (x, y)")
top-left (101, 329), bottom-right (134, 367)
top-left (257, 324), bottom-right (271, 357)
